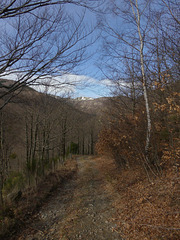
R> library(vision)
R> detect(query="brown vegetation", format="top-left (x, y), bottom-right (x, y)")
top-left (0, 80), bottom-right (100, 205)
top-left (95, 79), bottom-right (180, 239)
top-left (95, 156), bottom-right (180, 239)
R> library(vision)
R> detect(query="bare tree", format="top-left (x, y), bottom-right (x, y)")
top-left (160, 0), bottom-right (180, 25)
top-left (0, 0), bottom-right (98, 109)
top-left (0, 111), bottom-right (12, 205)
top-left (100, 0), bottom-right (153, 155)
top-left (0, 0), bottom-right (100, 18)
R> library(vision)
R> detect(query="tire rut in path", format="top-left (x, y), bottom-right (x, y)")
top-left (15, 156), bottom-right (122, 240)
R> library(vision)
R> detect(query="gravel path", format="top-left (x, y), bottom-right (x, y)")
top-left (15, 156), bottom-right (122, 240)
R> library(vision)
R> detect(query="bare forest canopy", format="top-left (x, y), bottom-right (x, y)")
top-left (0, 1), bottom-right (179, 238)
top-left (0, 79), bottom-right (103, 164)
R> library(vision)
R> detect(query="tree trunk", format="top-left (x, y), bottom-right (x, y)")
top-left (135, 0), bottom-right (152, 154)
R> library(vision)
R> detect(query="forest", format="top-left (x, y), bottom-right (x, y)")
top-left (0, 0), bottom-right (179, 239)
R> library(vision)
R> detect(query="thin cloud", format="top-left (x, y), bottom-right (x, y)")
top-left (0, 71), bottom-right (112, 98)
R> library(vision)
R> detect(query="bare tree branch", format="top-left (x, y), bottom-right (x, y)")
top-left (0, 1), bottom-right (98, 109)
top-left (0, 0), bottom-right (100, 18)
top-left (161, 0), bottom-right (180, 25)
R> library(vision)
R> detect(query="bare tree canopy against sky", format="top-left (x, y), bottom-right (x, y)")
top-left (0, 0), bottom-right (102, 108)
top-left (98, 0), bottom-right (179, 155)
top-left (0, 0), bottom-right (179, 104)
top-left (0, 0), bottom-right (102, 18)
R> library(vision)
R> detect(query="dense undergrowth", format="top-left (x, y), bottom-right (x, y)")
top-left (0, 158), bottom-right (77, 239)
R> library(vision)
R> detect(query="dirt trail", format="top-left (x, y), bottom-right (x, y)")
top-left (14, 156), bottom-right (122, 240)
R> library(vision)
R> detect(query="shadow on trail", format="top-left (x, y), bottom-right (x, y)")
top-left (13, 156), bottom-right (122, 240)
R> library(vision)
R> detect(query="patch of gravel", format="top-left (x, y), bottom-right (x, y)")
top-left (14, 156), bottom-right (123, 240)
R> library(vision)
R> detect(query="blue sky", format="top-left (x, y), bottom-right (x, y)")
top-left (0, 2), bottom-right (110, 99)
top-left (74, 80), bottom-right (112, 98)
top-left (0, 1), bottom-right (126, 99)
top-left (0, 1), bottom-right (117, 99)
top-left (63, 3), bottom-right (112, 98)
top-left (0, 1), bottom-right (172, 99)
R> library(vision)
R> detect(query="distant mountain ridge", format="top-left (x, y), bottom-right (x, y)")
top-left (0, 78), bottom-right (111, 118)
top-left (75, 96), bottom-right (94, 101)
top-left (71, 97), bottom-right (110, 115)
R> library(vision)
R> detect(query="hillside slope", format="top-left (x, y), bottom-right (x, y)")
top-left (0, 79), bottom-right (97, 171)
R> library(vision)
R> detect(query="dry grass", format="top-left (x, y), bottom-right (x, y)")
top-left (95, 156), bottom-right (180, 240)
top-left (0, 158), bottom-right (77, 239)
